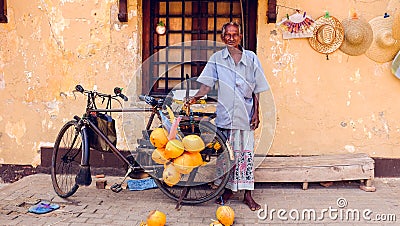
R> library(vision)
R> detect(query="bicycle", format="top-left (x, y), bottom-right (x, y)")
top-left (51, 84), bottom-right (233, 209)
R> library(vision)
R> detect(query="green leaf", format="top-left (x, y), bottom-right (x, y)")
top-left (157, 21), bottom-right (165, 26)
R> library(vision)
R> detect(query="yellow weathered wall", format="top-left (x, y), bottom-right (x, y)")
top-left (258, 0), bottom-right (400, 158)
top-left (1, 0), bottom-right (400, 165)
top-left (0, 0), bottom-right (142, 165)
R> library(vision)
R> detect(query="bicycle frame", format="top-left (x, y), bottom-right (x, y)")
top-left (74, 104), bottom-right (216, 187)
top-left (74, 96), bottom-right (163, 186)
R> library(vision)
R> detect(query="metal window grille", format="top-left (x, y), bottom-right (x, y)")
top-left (146, 0), bottom-right (242, 96)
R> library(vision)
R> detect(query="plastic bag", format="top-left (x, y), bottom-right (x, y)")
top-left (89, 113), bottom-right (117, 152)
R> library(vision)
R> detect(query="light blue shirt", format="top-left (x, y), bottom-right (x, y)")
top-left (197, 47), bottom-right (270, 130)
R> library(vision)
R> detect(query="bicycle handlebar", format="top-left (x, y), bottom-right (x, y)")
top-left (113, 87), bottom-right (128, 101)
top-left (139, 94), bottom-right (158, 106)
top-left (75, 84), bottom-right (128, 101)
top-left (138, 94), bottom-right (215, 118)
top-left (75, 84), bottom-right (84, 93)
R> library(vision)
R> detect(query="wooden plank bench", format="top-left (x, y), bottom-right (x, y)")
top-left (254, 153), bottom-right (375, 192)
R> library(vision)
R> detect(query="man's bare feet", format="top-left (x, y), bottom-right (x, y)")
top-left (243, 190), bottom-right (261, 211)
top-left (215, 189), bottom-right (233, 205)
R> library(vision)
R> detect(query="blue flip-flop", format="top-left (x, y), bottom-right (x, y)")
top-left (28, 201), bottom-right (60, 214)
top-left (127, 178), bottom-right (158, 191)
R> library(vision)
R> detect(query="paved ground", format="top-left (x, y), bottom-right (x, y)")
top-left (0, 174), bottom-right (399, 225)
top-left (0, 183), bottom-right (9, 189)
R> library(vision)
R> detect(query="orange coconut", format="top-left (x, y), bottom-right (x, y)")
top-left (151, 148), bottom-right (168, 164)
top-left (173, 151), bottom-right (203, 174)
top-left (146, 210), bottom-right (166, 226)
top-left (162, 162), bottom-right (181, 187)
top-left (164, 139), bottom-right (184, 159)
top-left (216, 206), bottom-right (235, 226)
top-left (149, 128), bottom-right (169, 148)
top-left (182, 134), bottom-right (205, 152)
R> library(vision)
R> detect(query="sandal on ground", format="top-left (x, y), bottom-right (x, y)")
top-left (28, 201), bottom-right (60, 214)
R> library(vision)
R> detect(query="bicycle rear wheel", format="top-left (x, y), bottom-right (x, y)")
top-left (51, 120), bottom-right (83, 198)
top-left (154, 121), bottom-right (232, 205)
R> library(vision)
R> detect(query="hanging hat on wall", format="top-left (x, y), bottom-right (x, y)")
top-left (387, 0), bottom-right (400, 39)
top-left (365, 15), bottom-right (400, 63)
top-left (393, 11), bottom-right (400, 40)
top-left (339, 13), bottom-right (373, 56)
top-left (309, 13), bottom-right (344, 55)
top-left (387, 0), bottom-right (400, 14)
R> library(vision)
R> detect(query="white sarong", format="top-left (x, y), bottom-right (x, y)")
top-left (217, 129), bottom-right (255, 192)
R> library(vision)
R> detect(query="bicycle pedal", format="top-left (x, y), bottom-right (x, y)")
top-left (110, 183), bottom-right (123, 193)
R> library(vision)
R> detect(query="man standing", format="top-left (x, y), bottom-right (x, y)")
top-left (187, 21), bottom-right (270, 211)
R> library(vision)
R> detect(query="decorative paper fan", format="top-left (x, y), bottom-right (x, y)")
top-left (278, 12), bottom-right (315, 39)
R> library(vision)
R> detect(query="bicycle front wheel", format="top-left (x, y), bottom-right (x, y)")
top-left (154, 121), bottom-right (232, 205)
top-left (51, 120), bottom-right (83, 198)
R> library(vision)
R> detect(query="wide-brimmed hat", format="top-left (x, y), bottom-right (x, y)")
top-left (309, 15), bottom-right (344, 54)
top-left (387, 0), bottom-right (400, 39)
top-left (393, 11), bottom-right (400, 40)
top-left (387, 0), bottom-right (399, 8)
top-left (339, 15), bottom-right (373, 56)
top-left (365, 15), bottom-right (400, 63)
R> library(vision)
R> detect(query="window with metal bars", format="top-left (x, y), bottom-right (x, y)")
top-left (142, 0), bottom-right (257, 96)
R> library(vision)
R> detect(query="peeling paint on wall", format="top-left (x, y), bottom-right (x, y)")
top-left (378, 112), bottom-right (390, 139)
top-left (38, 0), bottom-right (68, 50)
top-left (341, 112), bottom-right (392, 140)
top-left (350, 68), bottom-right (361, 83)
top-left (5, 120), bottom-right (27, 146)
top-left (373, 62), bottom-right (389, 77)
top-left (0, 73), bottom-right (5, 89)
top-left (344, 145), bottom-right (355, 153)
top-left (269, 30), bottom-right (297, 78)
top-left (0, 0), bottom-right (142, 164)
top-left (346, 90), bottom-right (352, 106)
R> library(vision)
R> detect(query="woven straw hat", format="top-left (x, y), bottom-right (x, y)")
top-left (387, 0), bottom-right (400, 14)
top-left (365, 15), bottom-right (400, 63)
top-left (393, 11), bottom-right (400, 40)
top-left (388, 0), bottom-right (400, 39)
top-left (339, 16), bottom-right (373, 56)
top-left (309, 15), bottom-right (344, 54)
